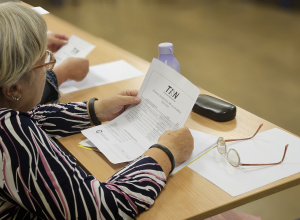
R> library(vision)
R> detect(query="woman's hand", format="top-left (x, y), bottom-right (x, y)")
top-left (93, 90), bottom-right (141, 123)
top-left (144, 128), bottom-right (194, 176)
top-left (157, 128), bottom-right (194, 163)
top-left (47, 32), bottom-right (69, 52)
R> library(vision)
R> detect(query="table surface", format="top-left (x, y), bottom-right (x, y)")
top-left (44, 13), bottom-right (300, 220)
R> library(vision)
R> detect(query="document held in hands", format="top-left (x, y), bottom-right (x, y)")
top-left (82, 58), bottom-right (200, 164)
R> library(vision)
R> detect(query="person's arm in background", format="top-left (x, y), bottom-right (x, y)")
top-left (40, 58), bottom-right (89, 104)
top-left (46, 32), bottom-right (68, 52)
top-left (46, 32), bottom-right (89, 85)
top-left (40, 33), bottom-right (89, 104)
top-left (40, 32), bottom-right (68, 104)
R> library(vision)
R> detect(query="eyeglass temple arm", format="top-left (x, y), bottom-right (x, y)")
top-left (225, 124), bottom-right (264, 143)
top-left (32, 61), bottom-right (56, 70)
top-left (240, 144), bottom-right (289, 166)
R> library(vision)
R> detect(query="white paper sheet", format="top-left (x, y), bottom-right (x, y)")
top-left (59, 60), bottom-right (145, 94)
top-left (79, 139), bottom-right (95, 148)
top-left (78, 139), bottom-right (100, 152)
top-left (82, 58), bottom-right (200, 165)
top-left (54, 35), bottom-right (95, 66)
top-left (188, 128), bottom-right (300, 196)
top-left (32, 7), bottom-right (49, 14)
top-left (79, 129), bottom-right (218, 174)
top-left (173, 129), bottom-right (218, 174)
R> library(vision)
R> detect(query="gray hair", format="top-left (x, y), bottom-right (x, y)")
top-left (0, 2), bottom-right (47, 87)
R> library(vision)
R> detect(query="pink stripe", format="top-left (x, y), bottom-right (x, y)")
top-left (1, 138), bottom-right (45, 213)
top-left (46, 138), bottom-right (73, 170)
top-left (32, 135), bottom-right (69, 219)
top-left (0, 116), bottom-right (36, 208)
top-left (37, 169), bottom-right (63, 216)
top-left (138, 178), bottom-right (162, 190)
top-left (126, 170), bottom-right (166, 181)
top-left (90, 179), bottom-right (103, 219)
top-left (105, 184), bottom-right (139, 213)
top-left (107, 182), bottom-right (159, 203)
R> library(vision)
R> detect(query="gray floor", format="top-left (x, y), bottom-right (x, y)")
top-left (26, 0), bottom-right (300, 219)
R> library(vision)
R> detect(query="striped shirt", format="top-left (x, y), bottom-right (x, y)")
top-left (0, 102), bottom-right (166, 219)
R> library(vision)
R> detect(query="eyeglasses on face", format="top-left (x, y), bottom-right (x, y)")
top-left (32, 50), bottom-right (56, 71)
top-left (217, 124), bottom-right (289, 167)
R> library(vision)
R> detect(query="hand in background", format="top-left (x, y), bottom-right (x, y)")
top-left (93, 90), bottom-right (141, 123)
top-left (53, 57), bottom-right (89, 85)
top-left (47, 32), bottom-right (69, 52)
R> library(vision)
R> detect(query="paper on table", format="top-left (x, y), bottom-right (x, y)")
top-left (78, 129), bottom-right (218, 174)
top-left (78, 139), bottom-right (100, 152)
top-left (59, 60), bottom-right (145, 94)
top-left (173, 129), bottom-right (218, 174)
top-left (32, 7), bottom-right (49, 14)
top-left (79, 139), bottom-right (96, 148)
top-left (82, 58), bottom-right (200, 164)
top-left (188, 128), bottom-right (300, 197)
top-left (54, 35), bottom-right (95, 66)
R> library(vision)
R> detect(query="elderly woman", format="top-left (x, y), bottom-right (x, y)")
top-left (0, 2), bottom-right (194, 219)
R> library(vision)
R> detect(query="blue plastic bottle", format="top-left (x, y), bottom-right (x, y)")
top-left (157, 42), bottom-right (181, 74)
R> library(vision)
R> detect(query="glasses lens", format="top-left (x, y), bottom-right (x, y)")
top-left (227, 149), bottom-right (240, 167)
top-left (46, 63), bottom-right (53, 71)
top-left (46, 51), bottom-right (55, 70)
top-left (217, 137), bottom-right (226, 154)
top-left (45, 51), bottom-right (51, 63)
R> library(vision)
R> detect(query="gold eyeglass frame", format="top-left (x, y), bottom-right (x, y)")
top-left (32, 50), bottom-right (56, 71)
top-left (217, 124), bottom-right (289, 167)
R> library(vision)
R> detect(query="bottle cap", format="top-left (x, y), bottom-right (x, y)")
top-left (158, 42), bottom-right (174, 55)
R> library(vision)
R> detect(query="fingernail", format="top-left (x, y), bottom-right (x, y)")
top-left (135, 97), bottom-right (141, 102)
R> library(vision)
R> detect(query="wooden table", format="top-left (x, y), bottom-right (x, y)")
top-left (44, 13), bottom-right (300, 220)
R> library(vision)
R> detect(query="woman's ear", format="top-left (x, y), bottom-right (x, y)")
top-left (2, 84), bottom-right (22, 101)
